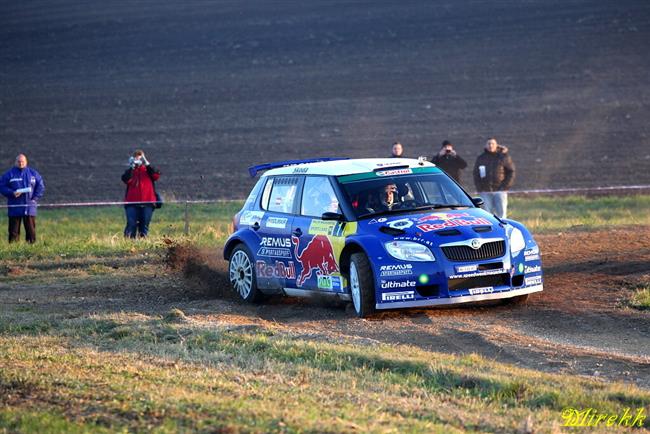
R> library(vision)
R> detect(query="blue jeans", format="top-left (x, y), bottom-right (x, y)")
top-left (479, 192), bottom-right (508, 218)
top-left (124, 205), bottom-right (154, 238)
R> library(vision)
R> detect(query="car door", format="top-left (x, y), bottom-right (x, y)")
top-left (254, 175), bottom-right (299, 291)
top-left (291, 176), bottom-right (346, 293)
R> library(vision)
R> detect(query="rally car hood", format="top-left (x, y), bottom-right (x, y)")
top-left (360, 207), bottom-right (506, 240)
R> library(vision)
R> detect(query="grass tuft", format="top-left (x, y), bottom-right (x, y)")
top-left (163, 308), bottom-right (187, 323)
top-left (629, 285), bottom-right (650, 310)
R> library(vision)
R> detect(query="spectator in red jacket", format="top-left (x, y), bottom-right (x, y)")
top-left (121, 149), bottom-right (160, 238)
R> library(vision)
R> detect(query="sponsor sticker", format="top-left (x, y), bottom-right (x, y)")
top-left (387, 218), bottom-right (413, 230)
top-left (524, 246), bottom-right (540, 261)
top-left (257, 247), bottom-right (292, 259)
top-left (455, 264), bottom-right (478, 273)
top-left (240, 211), bottom-right (264, 225)
top-left (381, 290), bottom-right (416, 301)
top-left (417, 215), bottom-right (493, 232)
top-left (449, 268), bottom-right (505, 279)
top-left (308, 220), bottom-right (345, 236)
top-left (317, 275), bottom-right (342, 290)
top-left (380, 280), bottom-right (416, 289)
top-left (525, 275), bottom-right (543, 286)
top-left (417, 212), bottom-right (470, 223)
top-left (256, 261), bottom-right (296, 279)
top-left (375, 161), bottom-right (406, 168)
top-left (379, 264), bottom-right (413, 277)
top-left (376, 168), bottom-right (413, 177)
top-left (468, 286), bottom-right (494, 295)
top-left (394, 235), bottom-right (434, 247)
top-left (293, 234), bottom-right (340, 287)
top-left (266, 217), bottom-right (288, 229)
top-left (260, 237), bottom-right (292, 248)
top-left (293, 167), bottom-right (308, 174)
top-left (524, 265), bottom-right (542, 274)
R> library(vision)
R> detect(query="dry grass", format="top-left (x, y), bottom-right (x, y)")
top-left (1, 300), bottom-right (649, 433)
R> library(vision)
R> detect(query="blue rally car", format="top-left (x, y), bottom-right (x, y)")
top-left (223, 158), bottom-right (543, 317)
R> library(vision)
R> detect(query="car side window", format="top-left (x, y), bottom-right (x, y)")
top-left (245, 177), bottom-right (266, 210)
top-left (301, 176), bottom-right (340, 217)
top-left (260, 178), bottom-right (274, 210)
top-left (267, 176), bottom-right (299, 214)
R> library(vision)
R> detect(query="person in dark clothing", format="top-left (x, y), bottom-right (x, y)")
top-left (472, 138), bottom-right (515, 218)
top-left (0, 154), bottom-right (45, 243)
top-left (431, 140), bottom-right (467, 184)
top-left (390, 142), bottom-right (404, 158)
top-left (121, 150), bottom-right (160, 238)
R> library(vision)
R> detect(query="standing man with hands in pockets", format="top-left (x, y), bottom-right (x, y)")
top-left (0, 154), bottom-right (45, 243)
top-left (121, 149), bottom-right (161, 238)
top-left (473, 138), bottom-right (515, 218)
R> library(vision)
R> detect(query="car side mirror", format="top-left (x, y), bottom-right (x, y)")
top-left (321, 212), bottom-right (344, 221)
top-left (472, 197), bottom-right (484, 207)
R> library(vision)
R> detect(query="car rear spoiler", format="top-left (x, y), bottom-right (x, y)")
top-left (248, 157), bottom-right (349, 177)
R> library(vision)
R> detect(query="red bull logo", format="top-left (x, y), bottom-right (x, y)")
top-left (292, 235), bottom-right (340, 286)
top-left (416, 212), bottom-right (492, 232)
top-left (417, 212), bottom-right (470, 223)
top-left (256, 260), bottom-right (296, 279)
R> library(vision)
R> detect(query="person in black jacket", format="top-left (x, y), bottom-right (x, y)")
top-left (472, 138), bottom-right (515, 218)
top-left (431, 140), bottom-right (467, 184)
top-left (390, 142), bottom-right (404, 158)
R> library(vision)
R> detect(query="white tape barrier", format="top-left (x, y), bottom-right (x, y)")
top-left (0, 199), bottom-right (239, 209)
top-left (507, 184), bottom-right (650, 195)
top-left (1, 185), bottom-right (649, 209)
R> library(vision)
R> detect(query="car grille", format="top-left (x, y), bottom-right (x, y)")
top-left (448, 273), bottom-right (510, 291)
top-left (441, 240), bottom-right (505, 262)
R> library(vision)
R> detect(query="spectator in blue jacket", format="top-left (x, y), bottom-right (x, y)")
top-left (0, 154), bottom-right (45, 243)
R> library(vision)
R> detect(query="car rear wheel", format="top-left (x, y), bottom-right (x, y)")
top-left (229, 244), bottom-right (263, 303)
top-left (350, 252), bottom-right (375, 318)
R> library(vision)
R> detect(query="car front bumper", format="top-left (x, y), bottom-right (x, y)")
top-left (375, 284), bottom-right (543, 310)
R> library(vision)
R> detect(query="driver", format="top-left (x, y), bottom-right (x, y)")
top-left (378, 182), bottom-right (400, 211)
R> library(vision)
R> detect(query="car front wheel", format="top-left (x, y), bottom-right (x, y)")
top-left (350, 252), bottom-right (375, 318)
top-left (229, 244), bottom-right (263, 303)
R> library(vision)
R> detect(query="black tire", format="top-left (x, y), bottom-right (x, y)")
top-left (229, 244), bottom-right (264, 303)
top-left (502, 294), bottom-right (529, 306)
top-left (349, 252), bottom-right (376, 318)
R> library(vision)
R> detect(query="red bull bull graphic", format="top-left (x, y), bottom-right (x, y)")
top-left (292, 235), bottom-right (340, 286)
top-left (416, 212), bottom-right (492, 232)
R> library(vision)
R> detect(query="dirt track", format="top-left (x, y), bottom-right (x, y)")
top-left (2, 228), bottom-right (649, 389)
top-left (2, 1), bottom-right (650, 201)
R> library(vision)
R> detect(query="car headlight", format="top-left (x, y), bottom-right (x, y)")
top-left (509, 227), bottom-right (526, 255)
top-left (384, 241), bottom-right (436, 262)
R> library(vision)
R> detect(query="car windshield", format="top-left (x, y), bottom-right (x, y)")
top-left (337, 168), bottom-right (474, 219)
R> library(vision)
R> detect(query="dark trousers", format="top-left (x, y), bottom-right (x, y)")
top-left (124, 205), bottom-right (154, 238)
top-left (9, 215), bottom-right (36, 243)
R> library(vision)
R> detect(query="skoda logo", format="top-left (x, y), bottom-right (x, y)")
top-left (470, 239), bottom-right (482, 249)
